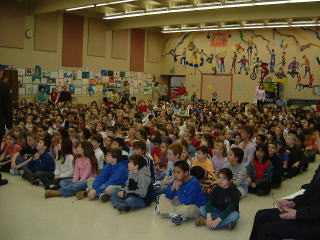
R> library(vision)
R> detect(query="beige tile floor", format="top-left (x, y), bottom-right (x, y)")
top-left (0, 157), bottom-right (318, 240)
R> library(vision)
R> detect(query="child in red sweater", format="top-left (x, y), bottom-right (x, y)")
top-left (0, 132), bottom-right (22, 172)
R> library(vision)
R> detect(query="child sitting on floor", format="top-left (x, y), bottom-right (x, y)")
top-left (192, 145), bottom-right (214, 173)
top-left (10, 132), bottom-right (38, 175)
top-left (247, 144), bottom-right (273, 196)
top-left (156, 160), bottom-right (206, 225)
top-left (86, 149), bottom-right (128, 202)
top-left (153, 143), bottom-right (182, 198)
top-left (110, 155), bottom-right (152, 213)
top-left (190, 166), bottom-right (218, 196)
top-left (195, 168), bottom-right (240, 230)
top-left (44, 141), bottom-right (97, 198)
top-left (223, 147), bottom-right (248, 198)
top-left (45, 138), bottom-right (74, 190)
top-left (268, 142), bottom-right (284, 188)
top-left (19, 138), bottom-right (55, 185)
top-left (211, 141), bottom-right (228, 171)
top-left (0, 131), bottom-right (22, 172)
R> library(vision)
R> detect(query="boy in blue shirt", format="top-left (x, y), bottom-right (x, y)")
top-left (156, 160), bottom-right (206, 225)
top-left (19, 139), bottom-right (55, 185)
top-left (85, 149), bottom-right (128, 202)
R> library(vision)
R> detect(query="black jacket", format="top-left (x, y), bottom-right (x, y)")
top-left (0, 80), bottom-right (13, 128)
top-left (293, 164), bottom-right (320, 221)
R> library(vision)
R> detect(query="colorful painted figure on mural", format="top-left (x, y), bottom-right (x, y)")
top-left (247, 38), bottom-right (255, 65)
top-left (308, 74), bottom-right (315, 88)
top-left (170, 49), bottom-right (179, 63)
top-left (215, 54), bottom-right (220, 72)
top-left (274, 67), bottom-right (288, 85)
top-left (230, 52), bottom-right (238, 74)
top-left (280, 52), bottom-right (286, 67)
top-left (302, 55), bottom-right (311, 77)
top-left (252, 53), bottom-right (260, 75)
top-left (207, 54), bottom-right (214, 64)
top-left (199, 49), bottom-right (206, 67)
top-left (295, 74), bottom-right (303, 91)
top-left (270, 49), bottom-right (276, 73)
top-left (238, 55), bottom-right (249, 75)
top-left (288, 57), bottom-right (300, 78)
top-left (219, 52), bottom-right (226, 72)
top-left (180, 47), bottom-right (187, 66)
top-left (260, 62), bottom-right (269, 82)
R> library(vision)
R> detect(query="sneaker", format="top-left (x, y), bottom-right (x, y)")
top-left (118, 204), bottom-right (131, 214)
top-left (48, 184), bottom-right (59, 190)
top-left (30, 178), bottom-right (39, 185)
top-left (36, 179), bottom-right (44, 186)
top-left (0, 179), bottom-right (8, 186)
top-left (195, 217), bottom-right (206, 226)
top-left (99, 193), bottom-right (111, 202)
top-left (76, 190), bottom-right (87, 200)
top-left (171, 214), bottom-right (186, 226)
top-left (154, 205), bottom-right (160, 215)
top-left (10, 169), bottom-right (19, 175)
top-left (227, 222), bottom-right (237, 230)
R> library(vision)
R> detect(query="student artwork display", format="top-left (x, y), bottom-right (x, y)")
top-left (8, 64), bottom-right (154, 97)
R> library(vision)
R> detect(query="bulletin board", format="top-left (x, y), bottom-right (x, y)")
top-left (201, 74), bottom-right (233, 102)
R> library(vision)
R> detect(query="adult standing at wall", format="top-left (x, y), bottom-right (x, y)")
top-left (0, 70), bottom-right (13, 140)
top-left (177, 83), bottom-right (186, 101)
top-left (35, 86), bottom-right (49, 105)
top-left (152, 82), bottom-right (160, 106)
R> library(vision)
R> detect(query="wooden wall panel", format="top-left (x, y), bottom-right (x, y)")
top-left (62, 13), bottom-right (84, 67)
top-left (34, 12), bottom-right (59, 52)
top-left (111, 30), bottom-right (129, 60)
top-left (88, 18), bottom-right (106, 57)
top-left (130, 29), bottom-right (145, 72)
top-left (147, 31), bottom-right (161, 63)
top-left (0, 2), bottom-right (25, 49)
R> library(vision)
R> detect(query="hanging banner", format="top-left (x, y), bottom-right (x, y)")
top-left (210, 32), bottom-right (229, 47)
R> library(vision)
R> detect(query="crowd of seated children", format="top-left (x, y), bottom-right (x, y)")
top-left (1, 95), bottom-right (319, 229)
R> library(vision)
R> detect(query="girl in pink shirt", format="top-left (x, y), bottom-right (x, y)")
top-left (45, 141), bottom-right (98, 198)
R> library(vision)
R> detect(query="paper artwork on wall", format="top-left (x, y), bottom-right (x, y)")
top-left (17, 68), bottom-right (25, 76)
top-left (25, 68), bottom-right (34, 76)
top-left (32, 84), bottom-right (39, 94)
top-left (19, 88), bottom-right (25, 95)
top-left (50, 72), bottom-right (58, 78)
top-left (75, 87), bottom-right (82, 95)
top-left (26, 84), bottom-right (33, 94)
top-left (58, 69), bottom-right (64, 78)
top-left (23, 76), bottom-right (32, 84)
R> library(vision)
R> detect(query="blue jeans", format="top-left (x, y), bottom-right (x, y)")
top-left (16, 157), bottom-right (25, 165)
top-left (110, 188), bottom-right (145, 210)
top-left (58, 179), bottom-right (88, 198)
top-left (153, 183), bottom-right (168, 201)
top-left (199, 206), bottom-right (240, 229)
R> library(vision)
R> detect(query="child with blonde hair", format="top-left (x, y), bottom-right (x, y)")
top-left (211, 141), bottom-right (228, 171)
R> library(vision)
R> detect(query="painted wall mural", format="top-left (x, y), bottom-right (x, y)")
top-left (161, 27), bottom-right (320, 99)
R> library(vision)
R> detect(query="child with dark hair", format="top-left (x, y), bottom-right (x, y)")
top-left (110, 155), bottom-right (152, 213)
top-left (255, 134), bottom-right (267, 146)
top-left (81, 128), bottom-right (91, 141)
top-left (247, 144), bottom-right (273, 196)
top-left (223, 147), bottom-right (248, 198)
top-left (132, 140), bottom-right (155, 181)
top-left (91, 134), bottom-right (104, 171)
top-left (45, 141), bottom-right (97, 198)
top-left (156, 161), bottom-right (206, 225)
top-left (85, 149), bottom-right (128, 202)
top-left (111, 138), bottom-right (129, 161)
top-left (19, 139), bottom-right (55, 185)
top-left (0, 131), bottom-right (22, 172)
top-left (268, 142), bottom-right (284, 188)
top-left (11, 132), bottom-right (38, 175)
top-left (190, 166), bottom-right (217, 195)
top-left (239, 125), bottom-right (256, 167)
top-left (196, 168), bottom-right (240, 230)
top-left (192, 145), bottom-right (214, 173)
